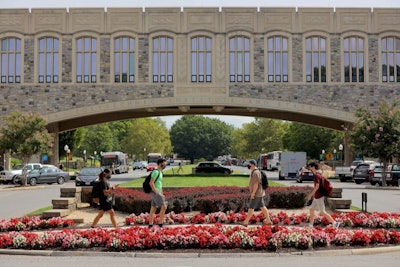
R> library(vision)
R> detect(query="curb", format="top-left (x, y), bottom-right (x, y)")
top-left (1, 245), bottom-right (400, 258)
top-left (0, 185), bottom-right (46, 191)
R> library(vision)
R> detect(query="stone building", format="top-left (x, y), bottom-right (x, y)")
top-left (0, 7), bottom-right (399, 164)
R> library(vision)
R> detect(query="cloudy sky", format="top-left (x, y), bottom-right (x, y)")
top-left (2, 0), bottom-right (398, 128)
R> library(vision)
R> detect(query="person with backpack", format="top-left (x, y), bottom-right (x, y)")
top-left (90, 169), bottom-right (118, 228)
top-left (241, 159), bottom-right (272, 227)
top-left (307, 162), bottom-right (340, 228)
top-left (148, 158), bottom-right (168, 228)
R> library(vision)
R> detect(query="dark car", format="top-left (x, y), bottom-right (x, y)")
top-left (14, 165), bottom-right (70, 186)
top-left (195, 161), bottom-right (232, 175)
top-left (75, 167), bottom-right (103, 186)
top-left (296, 167), bottom-right (314, 183)
top-left (353, 163), bottom-right (382, 184)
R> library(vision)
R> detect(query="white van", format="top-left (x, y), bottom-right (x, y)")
top-left (0, 163), bottom-right (43, 184)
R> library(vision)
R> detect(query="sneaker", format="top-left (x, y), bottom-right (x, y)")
top-left (333, 221), bottom-right (340, 228)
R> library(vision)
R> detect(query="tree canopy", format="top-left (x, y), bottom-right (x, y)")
top-left (0, 111), bottom-right (53, 185)
top-left (349, 102), bottom-right (400, 185)
top-left (170, 116), bottom-right (234, 163)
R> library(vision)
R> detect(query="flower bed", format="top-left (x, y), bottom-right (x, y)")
top-left (0, 216), bottom-right (74, 232)
top-left (1, 224), bottom-right (400, 251)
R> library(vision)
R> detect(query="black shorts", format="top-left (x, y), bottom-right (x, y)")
top-left (99, 199), bottom-right (113, 212)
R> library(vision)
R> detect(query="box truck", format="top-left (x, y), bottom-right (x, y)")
top-left (278, 151), bottom-right (307, 180)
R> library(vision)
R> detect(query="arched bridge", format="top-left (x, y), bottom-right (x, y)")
top-left (0, 7), bottom-right (399, 163)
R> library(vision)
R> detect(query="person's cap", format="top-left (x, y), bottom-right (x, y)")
top-left (248, 159), bottom-right (257, 166)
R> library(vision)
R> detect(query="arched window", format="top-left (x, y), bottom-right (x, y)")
top-left (191, 36), bottom-right (212, 82)
top-left (381, 36), bottom-right (400, 82)
top-left (344, 37), bottom-right (364, 82)
top-left (38, 37), bottom-right (59, 83)
top-left (152, 36), bottom-right (173, 83)
top-left (306, 36), bottom-right (326, 82)
top-left (229, 36), bottom-right (250, 82)
top-left (76, 37), bottom-right (97, 83)
top-left (267, 36), bottom-right (288, 82)
top-left (0, 37), bottom-right (21, 83)
top-left (114, 36), bottom-right (135, 83)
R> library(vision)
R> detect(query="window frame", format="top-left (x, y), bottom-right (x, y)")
top-left (304, 34), bottom-right (329, 83)
top-left (74, 35), bottom-right (99, 84)
top-left (228, 34), bottom-right (251, 83)
top-left (112, 35), bottom-right (136, 83)
top-left (380, 35), bottom-right (400, 83)
top-left (266, 35), bottom-right (290, 83)
top-left (151, 35), bottom-right (174, 83)
top-left (190, 35), bottom-right (212, 83)
top-left (0, 35), bottom-right (22, 84)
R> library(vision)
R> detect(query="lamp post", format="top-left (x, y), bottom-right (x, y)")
top-left (333, 149), bottom-right (337, 169)
top-left (321, 149), bottom-right (325, 161)
top-left (83, 150), bottom-right (86, 167)
top-left (339, 144), bottom-right (344, 165)
top-left (94, 151), bottom-right (97, 167)
top-left (64, 145), bottom-right (70, 171)
top-left (144, 148), bottom-right (146, 161)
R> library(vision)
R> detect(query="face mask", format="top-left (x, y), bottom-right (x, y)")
top-left (247, 165), bottom-right (251, 169)
top-left (162, 164), bottom-right (166, 170)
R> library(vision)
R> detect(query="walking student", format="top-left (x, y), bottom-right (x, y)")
top-left (307, 162), bottom-right (340, 228)
top-left (148, 158), bottom-right (169, 227)
top-left (91, 169), bottom-right (118, 228)
top-left (241, 159), bottom-right (272, 227)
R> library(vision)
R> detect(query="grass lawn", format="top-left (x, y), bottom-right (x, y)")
top-left (120, 164), bottom-right (284, 187)
top-left (25, 205), bottom-right (53, 216)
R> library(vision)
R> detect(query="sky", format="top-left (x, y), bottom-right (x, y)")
top-left (2, 0), bottom-right (398, 128)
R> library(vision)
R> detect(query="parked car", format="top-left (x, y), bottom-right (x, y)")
top-left (353, 162), bottom-right (381, 184)
top-left (296, 167), bottom-right (314, 183)
top-left (75, 167), bottom-right (103, 186)
top-left (371, 164), bottom-right (400, 186)
top-left (194, 161), bottom-right (232, 175)
top-left (146, 162), bottom-right (158, 172)
top-left (132, 161), bottom-right (146, 170)
top-left (14, 165), bottom-right (70, 186)
top-left (0, 163), bottom-right (43, 184)
top-left (336, 160), bottom-right (364, 182)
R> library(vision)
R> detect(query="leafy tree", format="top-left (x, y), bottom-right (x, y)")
top-left (282, 122), bottom-right (341, 160)
top-left (81, 124), bottom-right (114, 157)
top-left (349, 102), bottom-right (400, 186)
top-left (125, 118), bottom-right (172, 160)
top-left (108, 121), bottom-right (132, 151)
top-left (170, 116), bottom-right (234, 163)
top-left (58, 128), bottom-right (86, 158)
top-left (232, 118), bottom-right (287, 159)
top-left (0, 111), bottom-right (53, 186)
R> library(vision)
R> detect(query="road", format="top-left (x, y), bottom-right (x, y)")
top-left (1, 165), bottom-right (399, 221)
top-left (1, 251), bottom-right (400, 267)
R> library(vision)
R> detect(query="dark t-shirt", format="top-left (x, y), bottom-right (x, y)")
top-left (98, 180), bottom-right (109, 201)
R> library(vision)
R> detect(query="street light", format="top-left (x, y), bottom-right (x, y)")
top-left (144, 148), bottom-right (146, 161)
top-left (63, 145), bottom-right (70, 171)
top-left (83, 150), bottom-right (86, 167)
top-left (339, 144), bottom-right (344, 165)
top-left (94, 151), bottom-right (97, 167)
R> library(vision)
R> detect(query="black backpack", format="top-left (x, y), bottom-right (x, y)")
top-left (91, 180), bottom-right (103, 203)
top-left (252, 169), bottom-right (269, 190)
top-left (143, 170), bottom-right (160, 193)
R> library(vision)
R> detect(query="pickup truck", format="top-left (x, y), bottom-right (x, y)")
top-left (0, 163), bottom-right (42, 184)
top-left (369, 164), bottom-right (400, 186)
top-left (335, 160), bottom-right (364, 182)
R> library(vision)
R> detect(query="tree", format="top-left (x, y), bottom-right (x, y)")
top-left (349, 102), bottom-right (400, 186)
top-left (0, 111), bottom-right (53, 186)
top-left (282, 122), bottom-right (341, 160)
top-left (59, 128), bottom-right (86, 159)
top-left (124, 118), bottom-right (172, 160)
top-left (232, 118), bottom-right (287, 159)
top-left (170, 116), bottom-right (234, 163)
top-left (81, 124), bottom-right (114, 157)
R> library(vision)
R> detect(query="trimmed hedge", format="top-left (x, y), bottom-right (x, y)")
top-left (81, 186), bottom-right (312, 214)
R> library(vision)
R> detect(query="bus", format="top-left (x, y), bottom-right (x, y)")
top-left (266, 151), bottom-right (282, 171)
top-left (147, 153), bottom-right (162, 164)
top-left (100, 151), bottom-right (129, 174)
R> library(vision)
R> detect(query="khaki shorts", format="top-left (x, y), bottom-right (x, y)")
top-left (310, 197), bottom-right (326, 212)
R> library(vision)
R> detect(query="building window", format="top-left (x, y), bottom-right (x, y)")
top-left (344, 37), bottom-right (364, 82)
top-left (229, 36), bottom-right (250, 82)
top-left (191, 36), bottom-right (212, 83)
top-left (38, 37), bottom-right (59, 83)
top-left (152, 36), bottom-right (173, 83)
top-left (0, 37), bottom-right (21, 83)
top-left (306, 36), bottom-right (326, 82)
top-left (382, 36), bottom-right (400, 82)
top-left (114, 36), bottom-right (135, 83)
top-left (76, 37), bottom-right (97, 83)
top-left (267, 36), bottom-right (289, 82)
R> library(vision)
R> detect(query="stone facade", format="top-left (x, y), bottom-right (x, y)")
top-left (0, 7), bottom-right (399, 136)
